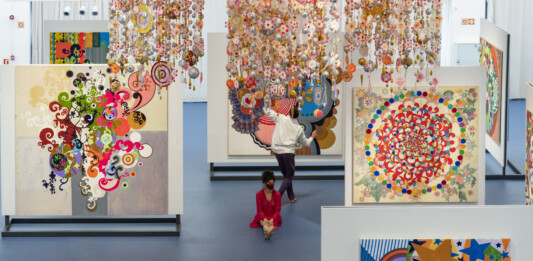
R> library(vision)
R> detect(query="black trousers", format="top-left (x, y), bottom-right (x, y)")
top-left (274, 153), bottom-right (295, 200)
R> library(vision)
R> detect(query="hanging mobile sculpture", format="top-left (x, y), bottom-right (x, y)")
top-left (343, 0), bottom-right (442, 90)
top-left (226, 0), bottom-right (343, 125)
top-left (108, 0), bottom-right (205, 90)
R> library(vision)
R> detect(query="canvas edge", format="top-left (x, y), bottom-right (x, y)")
top-left (1, 65), bottom-right (17, 215)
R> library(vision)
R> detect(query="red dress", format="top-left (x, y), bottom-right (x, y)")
top-left (250, 189), bottom-right (282, 228)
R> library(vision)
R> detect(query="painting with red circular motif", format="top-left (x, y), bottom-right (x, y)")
top-left (353, 86), bottom-right (479, 203)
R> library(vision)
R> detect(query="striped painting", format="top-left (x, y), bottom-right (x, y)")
top-left (361, 239), bottom-right (409, 261)
top-left (361, 238), bottom-right (511, 261)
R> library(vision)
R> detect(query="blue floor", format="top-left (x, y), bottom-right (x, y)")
top-left (0, 102), bottom-right (526, 261)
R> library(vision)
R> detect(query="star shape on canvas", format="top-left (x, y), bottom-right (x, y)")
top-left (409, 239), bottom-right (427, 253)
top-left (456, 241), bottom-right (463, 247)
top-left (502, 251), bottom-right (509, 259)
top-left (412, 239), bottom-right (457, 261)
top-left (496, 243), bottom-right (502, 248)
top-left (434, 239), bottom-right (443, 246)
top-left (458, 258), bottom-right (465, 261)
top-left (460, 239), bottom-right (491, 261)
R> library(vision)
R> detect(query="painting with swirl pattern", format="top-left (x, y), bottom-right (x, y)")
top-left (14, 65), bottom-right (169, 215)
top-left (227, 78), bottom-right (343, 155)
top-left (353, 86), bottom-right (479, 203)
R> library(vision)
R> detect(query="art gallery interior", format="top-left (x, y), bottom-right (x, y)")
top-left (0, 0), bottom-right (532, 260)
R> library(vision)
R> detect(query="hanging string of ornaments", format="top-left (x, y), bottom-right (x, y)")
top-left (108, 0), bottom-right (205, 90)
top-left (343, 0), bottom-right (442, 91)
top-left (226, 0), bottom-right (342, 117)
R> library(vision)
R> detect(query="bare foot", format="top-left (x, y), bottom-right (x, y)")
top-left (268, 229), bottom-right (275, 239)
top-left (263, 225), bottom-right (273, 240)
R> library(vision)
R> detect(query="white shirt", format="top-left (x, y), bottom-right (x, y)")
top-left (263, 107), bottom-right (314, 154)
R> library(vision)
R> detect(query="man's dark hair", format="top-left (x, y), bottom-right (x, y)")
top-left (262, 170), bottom-right (275, 184)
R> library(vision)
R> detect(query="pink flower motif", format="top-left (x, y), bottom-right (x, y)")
top-left (381, 72), bottom-right (392, 83)
top-left (431, 77), bottom-right (439, 86)
top-left (289, 19), bottom-right (299, 30)
top-left (396, 77), bottom-right (406, 87)
top-left (290, 64), bottom-right (299, 73)
top-left (278, 23), bottom-right (289, 35)
top-left (264, 67), bottom-right (273, 79)
top-left (263, 19), bottom-right (274, 31)
top-left (413, 21), bottom-right (422, 31)
top-left (278, 70), bottom-right (288, 80)
top-left (315, 19), bottom-right (325, 29)
top-left (416, 72), bottom-right (425, 81)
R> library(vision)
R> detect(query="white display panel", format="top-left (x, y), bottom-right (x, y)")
top-left (207, 33), bottom-right (344, 164)
top-left (0, 66), bottom-right (16, 214)
top-left (344, 66), bottom-right (487, 206)
top-left (322, 206), bottom-right (529, 261)
top-left (480, 19), bottom-right (510, 168)
top-left (0, 65), bottom-right (183, 215)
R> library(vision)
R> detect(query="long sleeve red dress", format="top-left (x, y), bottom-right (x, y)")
top-left (250, 189), bottom-right (282, 228)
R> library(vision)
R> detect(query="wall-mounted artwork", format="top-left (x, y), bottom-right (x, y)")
top-left (527, 110), bottom-right (533, 205)
top-left (13, 65), bottom-right (169, 215)
top-left (480, 38), bottom-right (503, 145)
top-left (50, 32), bottom-right (109, 64)
top-left (353, 86), bottom-right (479, 203)
top-left (526, 83), bottom-right (533, 205)
top-left (228, 78), bottom-right (342, 156)
top-left (361, 238), bottom-right (511, 261)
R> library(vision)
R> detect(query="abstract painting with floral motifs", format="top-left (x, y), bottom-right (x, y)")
top-left (14, 65), bottom-right (168, 215)
top-left (353, 86), bottom-right (479, 203)
top-left (480, 38), bottom-right (503, 145)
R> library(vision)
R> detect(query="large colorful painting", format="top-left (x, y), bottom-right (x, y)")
top-left (353, 86), bottom-right (479, 203)
top-left (228, 78), bottom-right (342, 155)
top-left (361, 238), bottom-right (511, 261)
top-left (50, 32), bottom-right (109, 64)
top-left (527, 110), bottom-right (533, 205)
top-left (14, 65), bottom-right (168, 215)
top-left (480, 38), bottom-right (503, 145)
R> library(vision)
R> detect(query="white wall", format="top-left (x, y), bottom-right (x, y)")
top-left (491, 0), bottom-right (533, 99)
top-left (0, 0), bottom-right (31, 65)
top-left (441, 0), bottom-right (486, 66)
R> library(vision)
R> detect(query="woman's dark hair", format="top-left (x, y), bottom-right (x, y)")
top-left (290, 102), bottom-right (300, 119)
top-left (262, 170), bottom-right (275, 184)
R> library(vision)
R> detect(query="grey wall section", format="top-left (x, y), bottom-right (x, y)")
top-left (71, 170), bottom-right (108, 216)
top-left (491, 0), bottom-right (533, 99)
top-left (107, 131), bottom-right (169, 215)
